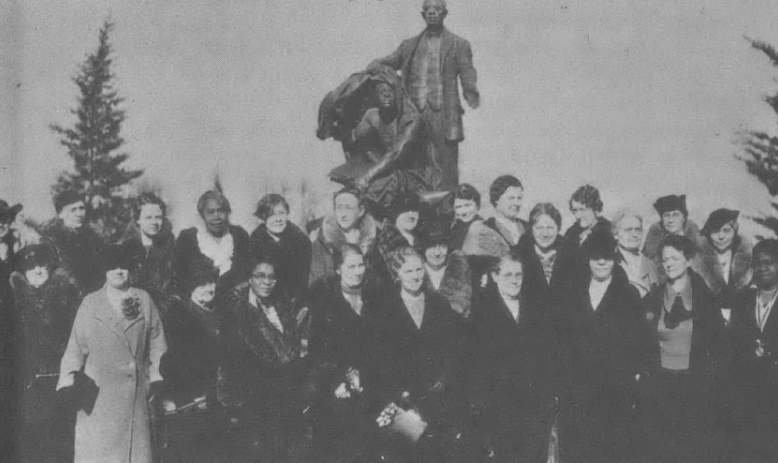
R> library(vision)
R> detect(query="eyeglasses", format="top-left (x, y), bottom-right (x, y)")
top-left (252, 273), bottom-right (277, 283)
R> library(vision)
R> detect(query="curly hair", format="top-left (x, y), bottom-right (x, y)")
top-left (333, 243), bottom-right (364, 270)
top-left (386, 246), bottom-right (423, 282)
top-left (569, 185), bottom-right (603, 213)
top-left (660, 235), bottom-right (697, 260)
top-left (490, 247), bottom-right (525, 275)
top-left (611, 208), bottom-right (643, 235)
top-left (254, 194), bottom-right (290, 221)
top-left (454, 183), bottom-right (481, 208)
top-left (132, 192), bottom-right (167, 222)
top-left (333, 187), bottom-right (365, 208)
top-left (488, 175), bottom-right (523, 207)
top-left (528, 203), bottom-right (562, 229)
top-left (754, 239), bottom-right (778, 262)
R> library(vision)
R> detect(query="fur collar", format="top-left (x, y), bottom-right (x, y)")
top-left (319, 213), bottom-right (378, 255)
top-left (695, 235), bottom-right (752, 296)
top-left (642, 219), bottom-right (701, 260)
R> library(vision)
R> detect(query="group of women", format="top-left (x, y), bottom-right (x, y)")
top-left (4, 174), bottom-right (778, 463)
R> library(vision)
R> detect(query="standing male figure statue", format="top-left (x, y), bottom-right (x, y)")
top-left (369, 0), bottom-right (479, 193)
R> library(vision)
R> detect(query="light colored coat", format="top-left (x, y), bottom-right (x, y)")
top-left (57, 285), bottom-right (167, 463)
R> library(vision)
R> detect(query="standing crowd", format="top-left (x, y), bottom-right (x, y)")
top-left (2, 176), bottom-right (778, 463)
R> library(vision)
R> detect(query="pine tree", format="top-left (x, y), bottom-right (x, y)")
top-left (51, 21), bottom-right (143, 240)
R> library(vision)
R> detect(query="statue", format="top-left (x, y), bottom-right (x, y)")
top-left (367, 0), bottom-right (479, 193)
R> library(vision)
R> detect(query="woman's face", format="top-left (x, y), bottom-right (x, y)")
top-left (25, 265), bottom-right (50, 288)
top-left (0, 219), bottom-right (10, 239)
top-left (589, 257), bottom-right (615, 282)
top-left (202, 199), bottom-right (229, 237)
top-left (454, 199), bottom-right (478, 223)
top-left (571, 201), bottom-right (597, 231)
top-left (106, 268), bottom-right (130, 290)
top-left (395, 211), bottom-right (419, 233)
top-left (616, 216), bottom-right (643, 251)
top-left (532, 214), bottom-right (559, 250)
top-left (137, 204), bottom-right (164, 238)
top-left (334, 193), bottom-right (363, 231)
top-left (266, 203), bottom-right (289, 236)
top-left (662, 246), bottom-right (691, 281)
top-left (495, 186), bottom-right (523, 220)
top-left (249, 263), bottom-right (277, 299)
top-left (397, 255), bottom-right (425, 294)
top-left (493, 260), bottom-right (523, 299)
top-left (710, 222), bottom-right (736, 253)
top-left (661, 210), bottom-right (685, 235)
top-left (338, 252), bottom-right (366, 289)
top-left (192, 283), bottom-right (216, 306)
top-left (424, 243), bottom-right (449, 270)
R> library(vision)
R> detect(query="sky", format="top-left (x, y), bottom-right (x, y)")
top-left (2, 0), bottom-right (778, 237)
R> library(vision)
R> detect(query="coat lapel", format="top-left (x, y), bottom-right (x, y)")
top-left (439, 29), bottom-right (454, 70)
top-left (91, 290), bottom-right (133, 353)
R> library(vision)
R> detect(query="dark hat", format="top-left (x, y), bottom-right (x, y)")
top-left (582, 230), bottom-right (618, 260)
top-left (101, 245), bottom-right (134, 272)
top-left (17, 244), bottom-right (56, 272)
top-left (54, 190), bottom-right (84, 214)
top-left (702, 208), bottom-right (739, 236)
top-left (419, 216), bottom-right (452, 249)
top-left (654, 195), bottom-right (687, 217)
top-left (0, 200), bottom-right (23, 222)
top-left (391, 192), bottom-right (422, 220)
top-left (190, 257), bottom-right (220, 288)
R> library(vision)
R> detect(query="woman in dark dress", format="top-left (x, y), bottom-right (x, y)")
top-left (563, 184), bottom-right (611, 251)
top-left (174, 189), bottom-right (250, 300)
top-left (307, 243), bottom-right (386, 463)
top-left (218, 255), bottom-right (309, 462)
top-left (638, 235), bottom-right (728, 463)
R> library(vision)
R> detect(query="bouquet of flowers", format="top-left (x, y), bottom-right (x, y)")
top-left (121, 293), bottom-right (142, 320)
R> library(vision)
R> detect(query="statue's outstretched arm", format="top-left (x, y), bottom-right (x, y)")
top-left (457, 40), bottom-right (480, 109)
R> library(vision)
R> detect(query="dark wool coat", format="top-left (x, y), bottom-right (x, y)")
top-left (449, 215), bottom-right (481, 251)
top-left (641, 270), bottom-right (728, 376)
top-left (372, 27), bottom-right (479, 142)
top-left (173, 225), bottom-right (250, 299)
top-left (309, 214), bottom-right (378, 285)
top-left (468, 286), bottom-right (555, 462)
top-left (39, 219), bottom-right (105, 295)
top-left (564, 216), bottom-right (612, 249)
top-left (249, 221), bottom-right (312, 300)
top-left (514, 233), bottom-right (580, 311)
top-left (482, 216), bottom-right (529, 248)
top-left (375, 223), bottom-right (420, 271)
top-left (0, 232), bottom-right (18, 307)
top-left (693, 236), bottom-right (752, 304)
top-left (218, 285), bottom-right (306, 411)
top-left (425, 250), bottom-right (472, 318)
top-left (118, 223), bottom-right (177, 308)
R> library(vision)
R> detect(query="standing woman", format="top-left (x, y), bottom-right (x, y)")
top-left (642, 194), bottom-right (701, 267)
top-left (564, 185), bottom-right (611, 249)
top-left (639, 235), bottom-right (727, 462)
top-left (307, 243), bottom-right (386, 463)
top-left (218, 255), bottom-right (308, 462)
top-left (375, 192), bottom-right (422, 279)
top-left (250, 193), bottom-right (312, 300)
top-left (174, 189), bottom-right (250, 300)
top-left (56, 245), bottom-right (167, 463)
top-left (696, 208), bottom-right (752, 307)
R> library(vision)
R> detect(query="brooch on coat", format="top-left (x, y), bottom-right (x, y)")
top-left (121, 293), bottom-right (142, 320)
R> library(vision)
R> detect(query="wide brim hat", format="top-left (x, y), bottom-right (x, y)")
top-left (701, 208), bottom-right (739, 235)
top-left (653, 194), bottom-right (687, 216)
top-left (419, 215), bottom-right (452, 249)
top-left (101, 245), bottom-right (134, 272)
top-left (391, 192), bottom-right (423, 221)
top-left (0, 200), bottom-right (23, 222)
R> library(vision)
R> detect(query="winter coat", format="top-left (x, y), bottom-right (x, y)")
top-left (375, 223), bottom-right (420, 272)
top-left (564, 216), bottom-right (612, 249)
top-left (39, 219), bottom-right (105, 295)
top-left (173, 225), bottom-right (250, 299)
top-left (514, 234), bottom-right (580, 311)
top-left (0, 232), bottom-right (18, 308)
top-left (641, 219), bottom-right (701, 267)
top-left (309, 213), bottom-right (378, 285)
top-left (482, 216), bottom-right (528, 248)
top-left (449, 215), bottom-right (481, 251)
top-left (425, 250), bottom-right (472, 318)
top-left (118, 223), bottom-right (176, 302)
top-left (616, 248), bottom-right (661, 298)
top-left (57, 285), bottom-right (167, 463)
top-left (693, 236), bottom-right (752, 305)
top-left (249, 221), bottom-right (312, 300)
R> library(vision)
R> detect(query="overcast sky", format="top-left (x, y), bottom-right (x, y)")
top-left (2, 0), bottom-right (778, 236)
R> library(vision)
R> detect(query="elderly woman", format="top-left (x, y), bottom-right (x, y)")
top-left (218, 255), bottom-right (309, 462)
top-left (483, 175), bottom-right (527, 247)
top-left (642, 194), bottom-right (701, 266)
top-left (612, 208), bottom-right (660, 297)
top-left (249, 194), bottom-right (312, 300)
top-left (419, 217), bottom-right (472, 318)
top-left (307, 243), bottom-right (386, 462)
top-left (695, 208), bottom-right (752, 307)
top-left (57, 245), bottom-right (167, 463)
top-left (558, 231), bottom-right (645, 463)
top-left (515, 203), bottom-right (578, 310)
top-left (11, 244), bottom-right (80, 463)
top-left (564, 185), bottom-right (611, 249)
top-left (375, 192), bottom-right (423, 278)
top-left (174, 189), bottom-right (250, 300)
top-left (310, 187), bottom-right (378, 284)
top-left (469, 249), bottom-right (555, 463)
top-left (638, 235), bottom-right (727, 463)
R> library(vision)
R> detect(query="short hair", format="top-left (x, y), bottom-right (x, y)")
top-left (753, 239), bottom-right (778, 262)
top-left (454, 183), bottom-right (481, 208)
top-left (660, 235), bottom-right (697, 260)
top-left (489, 175), bottom-right (523, 207)
top-left (529, 203), bottom-right (562, 229)
top-left (422, 0), bottom-right (447, 11)
top-left (250, 253), bottom-right (280, 275)
top-left (197, 190), bottom-right (231, 218)
top-left (611, 208), bottom-right (644, 236)
top-left (490, 247), bottom-right (525, 275)
top-left (333, 187), bottom-right (365, 208)
top-left (387, 246), bottom-right (423, 282)
top-left (570, 185), bottom-right (603, 213)
top-left (254, 194), bottom-right (290, 221)
top-left (333, 243), bottom-right (364, 270)
top-left (132, 193), bottom-right (167, 222)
